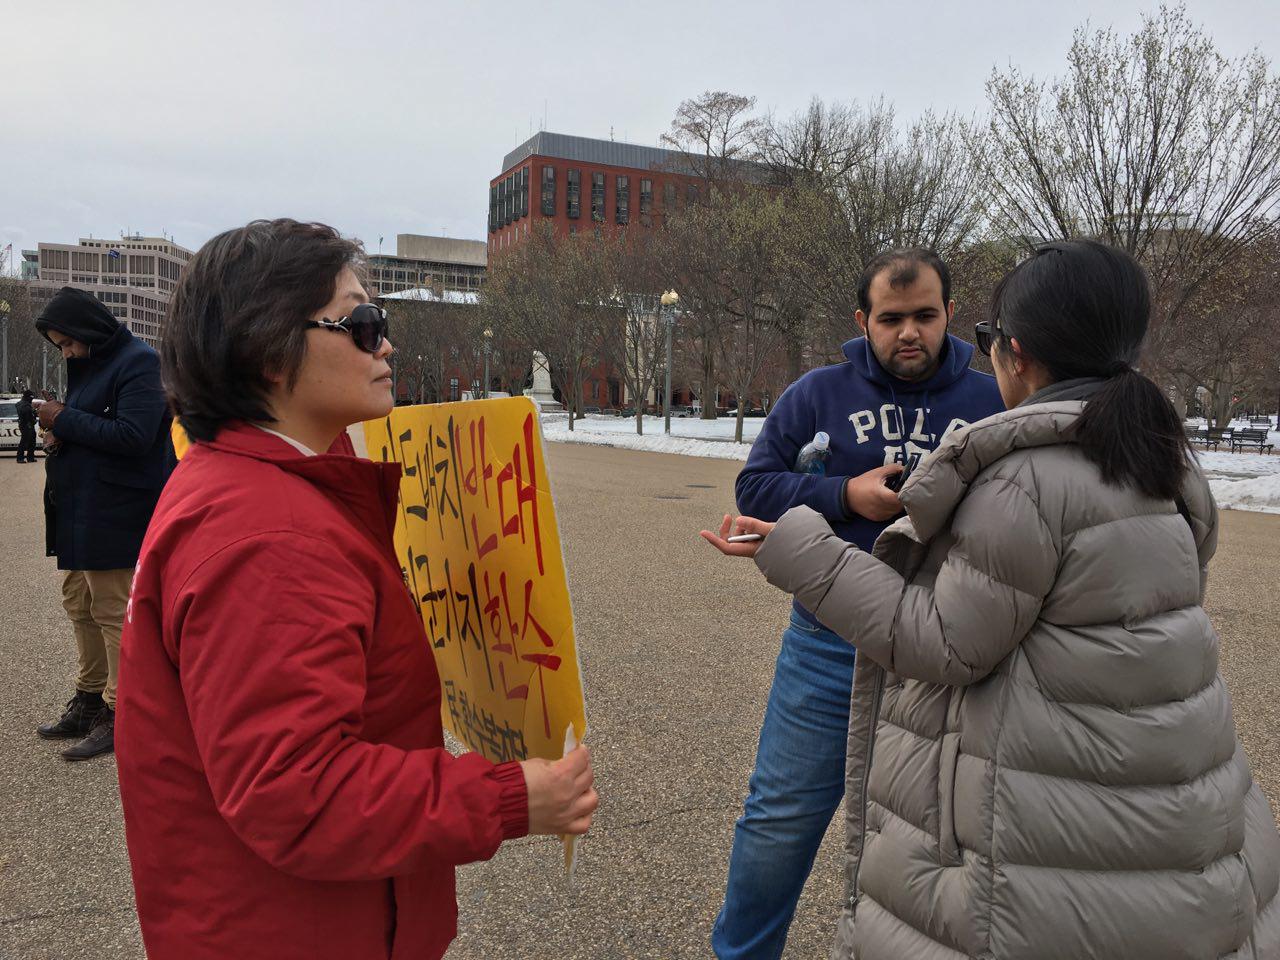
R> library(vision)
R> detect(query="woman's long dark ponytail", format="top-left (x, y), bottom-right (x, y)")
top-left (992, 240), bottom-right (1191, 502)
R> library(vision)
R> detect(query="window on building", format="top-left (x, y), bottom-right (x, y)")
top-left (471, 378), bottom-right (481, 397)
top-left (449, 377), bottom-right (460, 401)
top-left (687, 183), bottom-right (700, 205)
top-left (616, 175), bottom-right (630, 225)
top-left (519, 167), bottom-right (529, 218)
top-left (541, 165), bottom-right (556, 216)
top-left (566, 169), bottom-right (581, 219)
top-left (664, 182), bottom-right (677, 210)
top-left (639, 179), bottom-right (653, 215)
top-left (489, 184), bottom-right (498, 233)
top-left (591, 172), bottom-right (605, 222)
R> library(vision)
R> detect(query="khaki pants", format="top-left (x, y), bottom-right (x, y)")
top-left (61, 569), bottom-right (133, 710)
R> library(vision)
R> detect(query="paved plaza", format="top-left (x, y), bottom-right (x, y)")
top-left (1, 442), bottom-right (1278, 959)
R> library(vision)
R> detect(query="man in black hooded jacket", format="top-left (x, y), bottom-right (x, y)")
top-left (33, 287), bottom-right (171, 761)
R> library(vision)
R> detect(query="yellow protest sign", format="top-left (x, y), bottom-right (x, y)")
top-left (171, 420), bottom-right (191, 460)
top-left (363, 397), bottom-right (587, 765)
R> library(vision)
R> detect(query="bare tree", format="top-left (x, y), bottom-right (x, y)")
top-left (686, 189), bottom-right (797, 442)
top-left (0, 278), bottom-right (46, 392)
top-left (596, 231), bottom-right (668, 434)
top-left (662, 204), bottom-right (727, 418)
top-left (979, 4), bottom-right (1280, 383)
top-left (382, 295), bottom-right (484, 403)
top-left (1160, 228), bottom-right (1280, 425)
top-left (766, 100), bottom-right (989, 358)
top-left (480, 228), bottom-right (607, 431)
top-left (661, 90), bottom-right (765, 192)
top-left (756, 96), bottom-right (879, 188)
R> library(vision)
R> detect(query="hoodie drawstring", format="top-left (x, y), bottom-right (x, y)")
top-left (887, 384), bottom-right (938, 480)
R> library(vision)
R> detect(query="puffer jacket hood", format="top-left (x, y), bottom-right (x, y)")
top-left (755, 401), bottom-right (1280, 960)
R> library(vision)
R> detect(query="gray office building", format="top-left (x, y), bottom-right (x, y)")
top-left (366, 234), bottom-right (486, 297)
top-left (27, 236), bottom-right (194, 346)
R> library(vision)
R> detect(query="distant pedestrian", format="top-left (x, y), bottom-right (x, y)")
top-left (15, 389), bottom-right (37, 462)
top-left (33, 287), bottom-right (171, 761)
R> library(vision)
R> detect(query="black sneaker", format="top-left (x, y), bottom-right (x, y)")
top-left (36, 691), bottom-right (106, 740)
top-left (62, 706), bottom-right (115, 762)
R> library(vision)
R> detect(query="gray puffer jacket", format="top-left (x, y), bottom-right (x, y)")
top-left (755, 401), bottom-right (1280, 960)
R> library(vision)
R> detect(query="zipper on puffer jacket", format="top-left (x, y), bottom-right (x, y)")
top-left (849, 667), bottom-right (886, 914)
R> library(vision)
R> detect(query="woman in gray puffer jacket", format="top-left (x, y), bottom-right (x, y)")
top-left (706, 240), bottom-right (1279, 959)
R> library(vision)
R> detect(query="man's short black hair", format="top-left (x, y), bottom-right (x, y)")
top-left (161, 219), bottom-right (364, 442)
top-left (856, 247), bottom-right (951, 315)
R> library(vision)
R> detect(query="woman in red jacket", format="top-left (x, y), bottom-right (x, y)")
top-left (116, 219), bottom-right (597, 960)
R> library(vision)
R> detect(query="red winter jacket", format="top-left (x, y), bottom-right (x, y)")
top-left (116, 422), bottom-right (528, 960)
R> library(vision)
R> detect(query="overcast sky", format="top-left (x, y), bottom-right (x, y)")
top-left (4, 0), bottom-right (1278, 267)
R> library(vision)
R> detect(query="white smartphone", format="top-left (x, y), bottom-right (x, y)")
top-left (726, 533), bottom-right (764, 543)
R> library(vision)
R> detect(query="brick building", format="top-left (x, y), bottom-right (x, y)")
top-left (488, 132), bottom-right (703, 254)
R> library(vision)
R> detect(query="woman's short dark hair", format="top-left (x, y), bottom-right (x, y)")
top-left (991, 239), bottom-right (1190, 501)
top-left (162, 219), bottom-right (364, 442)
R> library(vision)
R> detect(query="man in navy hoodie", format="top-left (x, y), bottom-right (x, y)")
top-left (712, 249), bottom-right (1004, 959)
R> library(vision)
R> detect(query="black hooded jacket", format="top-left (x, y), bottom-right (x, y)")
top-left (35, 286), bottom-right (121, 351)
top-left (36, 287), bottom-right (172, 569)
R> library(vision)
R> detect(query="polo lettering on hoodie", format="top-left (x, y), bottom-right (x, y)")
top-left (736, 334), bottom-right (1005, 627)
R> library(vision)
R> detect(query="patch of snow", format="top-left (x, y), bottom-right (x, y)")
top-left (542, 414), bottom-right (760, 460)
top-left (1194, 450), bottom-right (1280, 479)
top-left (1208, 474), bottom-right (1280, 515)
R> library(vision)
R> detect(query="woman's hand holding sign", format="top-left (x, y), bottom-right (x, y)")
top-left (700, 514), bottom-right (776, 559)
top-left (521, 746), bottom-right (598, 836)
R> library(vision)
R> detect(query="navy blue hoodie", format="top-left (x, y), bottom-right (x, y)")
top-left (736, 333), bottom-right (1004, 626)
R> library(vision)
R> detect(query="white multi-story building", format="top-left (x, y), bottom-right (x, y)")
top-left (26, 235), bottom-right (193, 346)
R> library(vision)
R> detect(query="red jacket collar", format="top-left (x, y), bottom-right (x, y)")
top-left (197, 421), bottom-right (402, 545)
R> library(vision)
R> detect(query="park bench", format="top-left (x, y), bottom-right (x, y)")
top-left (1230, 428), bottom-right (1275, 454)
top-left (1188, 427), bottom-right (1231, 451)
top-left (1248, 417), bottom-right (1275, 430)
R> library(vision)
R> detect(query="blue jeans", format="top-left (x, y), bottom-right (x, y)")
top-left (712, 611), bottom-right (856, 960)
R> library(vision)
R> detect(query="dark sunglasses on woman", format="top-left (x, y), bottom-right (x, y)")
top-left (305, 302), bottom-right (389, 353)
top-left (974, 318), bottom-right (1001, 356)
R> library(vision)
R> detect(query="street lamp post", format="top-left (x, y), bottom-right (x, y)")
top-left (0, 300), bottom-right (10, 393)
top-left (660, 290), bottom-right (679, 435)
top-left (483, 328), bottom-right (493, 399)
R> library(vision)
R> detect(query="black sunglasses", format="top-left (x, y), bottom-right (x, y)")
top-left (305, 302), bottom-right (389, 353)
top-left (974, 318), bottom-right (1002, 356)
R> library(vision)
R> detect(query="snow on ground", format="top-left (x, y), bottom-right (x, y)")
top-left (1208, 474), bottom-right (1280, 515)
top-left (1195, 450), bottom-right (1280, 479)
top-left (541, 414), bottom-right (760, 461)
top-left (540, 413), bottom-right (1280, 513)
top-left (1184, 418), bottom-right (1280, 513)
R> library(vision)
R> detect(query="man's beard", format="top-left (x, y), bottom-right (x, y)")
top-left (879, 343), bottom-right (936, 381)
